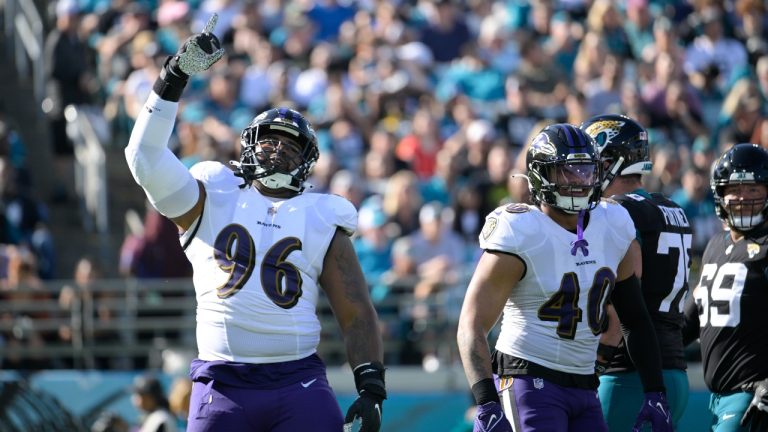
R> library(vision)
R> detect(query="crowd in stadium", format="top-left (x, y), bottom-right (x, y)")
top-left (0, 0), bottom-right (767, 370)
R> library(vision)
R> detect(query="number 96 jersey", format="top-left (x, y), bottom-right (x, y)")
top-left (181, 162), bottom-right (357, 364)
top-left (479, 202), bottom-right (636, 375)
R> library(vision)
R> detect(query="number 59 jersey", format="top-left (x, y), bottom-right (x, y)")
top-left (690, 226), bottom-right (768, 393)
top-left (181, 162), bottom-right (358, 364)
top-left (479, 202), bottom-right (636, 375)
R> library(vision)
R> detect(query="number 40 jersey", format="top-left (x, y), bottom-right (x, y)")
top-left (685, 225), bottom-right (768, 393)
top-left (479, 201), bottom-right (636, 375)
top-left (180, 161), bottom-right (358, 364)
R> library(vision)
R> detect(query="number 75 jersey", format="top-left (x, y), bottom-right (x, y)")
top-left (479, 201), bottom-right (636, 375)
top-left (688, 227), bottom-right (768, 393)
top-left (180, 162), bottom-right (358, 364)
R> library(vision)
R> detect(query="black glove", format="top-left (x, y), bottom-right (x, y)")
top-left (741, 379), bottom-right (768, 431)
top-left (344, 362), bottom-right (386, 432)
top-left (154, 14), bottom-right (224, 101)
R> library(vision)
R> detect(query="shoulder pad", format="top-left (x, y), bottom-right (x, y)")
top-left (597, 203), bottom-right (636, 246)
top-left (317, 193), bottom-right (358, 236)
top-left (189, 161), bottom-right (241, 192)
top-left (480, 206), bottom-right (542, 253)
top-left (505, 203), bottom-right (531, 213)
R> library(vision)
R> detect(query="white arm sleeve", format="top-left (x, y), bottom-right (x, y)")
top-left (125, 92), bottom-right (200, 218)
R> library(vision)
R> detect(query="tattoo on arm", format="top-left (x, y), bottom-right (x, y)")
top-left (458, 327), bottom-right (493, 386)
top-left (331, 235), bottom-right (368, 305)
top-left (327, 231), bottom-right (383, 365)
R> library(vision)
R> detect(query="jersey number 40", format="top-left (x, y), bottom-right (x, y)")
top-left (537, 268), bottom-right (615, 339)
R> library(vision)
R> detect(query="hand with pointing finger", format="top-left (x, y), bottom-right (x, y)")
top-left (171, 13), bottom-right (225, 78)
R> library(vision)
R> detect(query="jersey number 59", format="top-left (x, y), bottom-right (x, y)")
top-left (693, 262), bottom-right (747, 327)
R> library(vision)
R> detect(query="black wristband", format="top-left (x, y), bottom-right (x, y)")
top-left (353, 362), bottom-right (387, 400)
top-left (153, 56), bottom-right (189, 102)
top-left (471, 378), bottom-right (499, 405)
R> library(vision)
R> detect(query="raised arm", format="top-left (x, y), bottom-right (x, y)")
top-left (124, 15), bottom-right (223, 230)
top-left (319, 229), bottom-right (385, 432)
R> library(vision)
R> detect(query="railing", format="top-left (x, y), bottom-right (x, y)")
top-left (65, 105), bottom-right (109, 235)
top-left (0, 277), bottom-right (465, 371)
top-left (3, 0), bottom-right (45, 108)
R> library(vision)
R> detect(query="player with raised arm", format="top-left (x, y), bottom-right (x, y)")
top-left (683, 143), bottom-right (768, 432)
top-left (457, 124), bottom-right (672, 432)
top-left (125, 15), bottom-right (385, 432)
top-left (581, 114), bottom-right (693, 431)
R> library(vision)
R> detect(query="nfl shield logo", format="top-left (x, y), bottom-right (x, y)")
top-left (268, 206), bottom-right (277, 215)
top-left (533, 378), bottom-right (544, 389)
top-left (748, 243), bottom-right (760, 259)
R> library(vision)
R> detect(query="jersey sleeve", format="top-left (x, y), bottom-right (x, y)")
top-left (317, 194), bottom-right (358, 236)
top-left (479, 205), bottom-right (540, 254)
top-left (189, 161), bottom-right (241, 193)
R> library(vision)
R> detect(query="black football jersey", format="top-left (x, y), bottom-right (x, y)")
top-left (609, 190), bottom-right (694, 372)
top-left (684, 225), bottom-right (768, 393)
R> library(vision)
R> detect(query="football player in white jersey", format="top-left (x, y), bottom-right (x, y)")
top-left (457, 124), bottom-right (672, 432)
top-left (124, 16), bottom-right (385, 432)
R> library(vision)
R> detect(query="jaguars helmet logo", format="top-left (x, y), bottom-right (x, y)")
top-left (584, 120), bottom-right (624, 151)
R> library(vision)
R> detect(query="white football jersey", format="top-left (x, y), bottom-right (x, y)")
top-left (181, 161), bottom-right (357, 363)
top-left (479, 201), bottom-right (636, 375)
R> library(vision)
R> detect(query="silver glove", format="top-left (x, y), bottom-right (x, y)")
top-left (177, 14), bottom-right (225, 76)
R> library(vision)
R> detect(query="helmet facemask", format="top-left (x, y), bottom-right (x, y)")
top-left (529, 159), bottom-right (601, 214)
top-left (715, 183), bottom-right (768, 231)
top-left (234, 112), bottom-right (319, 194)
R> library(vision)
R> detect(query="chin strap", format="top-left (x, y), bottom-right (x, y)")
top-left (601, 156), bottom-right (625, 191)
top-left (570, 210), bottom-right (590, 256)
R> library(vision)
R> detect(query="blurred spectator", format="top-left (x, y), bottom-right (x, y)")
top-left (44, 0), bottom-right (96, 202)
top-left (0, 159), bottom-right (55, 279)
top-left (353, 204), bottom-right (395, 302)
top-left (670, 166), bottom-right (722, 256)
top-left (131, 374), bottom-right (177, 432)
top-left (168, 377), bottom-right (193, 431)
top-left (119, 205), bottom-right (192, 280)
top-left (382, 170), bottom-right (423, 236)
top-left (584, 54), bottom-right (624, 116)
top-left (684, 7), bottom-right (748, 90)
top-left (716, 78), bottom-right (765, 150)
top-left (624, 0), bottom-right (655, 61)
top-left (586, 0), bottom-right (632, 59)
top-left (516, 32), bottom-right (568, 119)
top-left (391, 202), bottom-right (466, 301)
top-left (90, 411), bottom-right (130, 432)
top-left (305, 0), bottom-right (356, 42)
top-left (396, 109), bottom-right (443, 180)
top-left (58, 257), bottom-right (121, 369)
top-left (419, 1), bottom-right (471, 64)
top-left (0, 246), bottom-right (52, 369)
